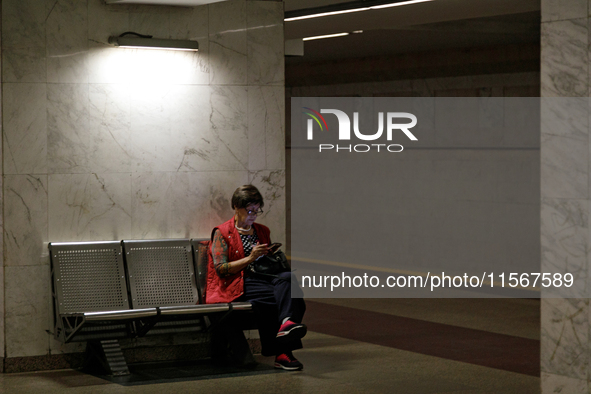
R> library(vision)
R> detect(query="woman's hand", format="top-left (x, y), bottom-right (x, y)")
top-left (250, 243), bottom-right (270, 261)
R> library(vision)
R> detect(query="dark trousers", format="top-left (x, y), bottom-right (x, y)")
top-left (243, 271), bottom-right (306, 356)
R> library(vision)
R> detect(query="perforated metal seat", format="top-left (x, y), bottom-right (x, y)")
top-left (122, 239), bottom-right (228, 336)
top-left (123, 239), bottom-right (200, 307)
top-left (49, 241), bottom-right (158, 343)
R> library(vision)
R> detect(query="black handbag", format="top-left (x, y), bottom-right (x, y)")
top-left (248, 250), bottom-right (290, 276)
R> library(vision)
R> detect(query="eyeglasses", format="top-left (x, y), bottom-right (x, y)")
top-left (246, 208), bottom-right (264, 216)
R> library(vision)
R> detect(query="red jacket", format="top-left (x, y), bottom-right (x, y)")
top-left (205, 218), bottom-right (271, 303)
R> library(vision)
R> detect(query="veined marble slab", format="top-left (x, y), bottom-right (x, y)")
top-left (249, 169), bottom-right (285, 245)
top-left (541, 0), bottom-right (587, 22)
top-left (248, 86), bottom-right (285, 171)
top-left (247, 1), bottom-right (284, 86)
top-left (3, 83), bottom-right (47, 175)
top-left (4, 175), bottom-right (48, 267)
top-left (208, 0), bottom-right (247, 85)
top-left (5, 265), bottom-right (50, 358)
top-left (541, 18), bottom-right (588, 97)
top-left (48, 173), bottom-right (132, 242)
top-left (47, 84), bottom-right (91, 174)
top-left (46, 0), bottom-right (89, 83)
top-left (541, 298), bottom-right (589, 380)
top-left (541, 198), bottom-right (588, 298)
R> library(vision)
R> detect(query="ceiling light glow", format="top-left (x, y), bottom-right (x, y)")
top-left (370, 0), bottom-right (434, 9)
top-left (285, 0), bottom-right (435, 22)
top-left (302, 32), bottom-right (350, 41)
top-left (285, 8), bottom-right (370, 22)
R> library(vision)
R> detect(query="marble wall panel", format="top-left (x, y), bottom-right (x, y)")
top-left (209, 0), bottom-right (247, 85)
top-left (88, 0), bottom-right (129, 44)
top-left (169, 171), bottom-right (249, 238)
top-left (132, 171), bottom-right (250, 239)
top-left (541, 198), bottom-right (587, 298)
top-left (3, 83), bottom-right (47, 175)
top-left (154, 50), bottom-right (210, 85)
top-left (46, 0), bottom-right (89, 83)
top-left (2, 46), bottom-right (46, 83)
top-left (2, 0), bottom-right (46, 48)
top-left (541, 19), bottom-right (588, 97)
top-left (247, 1), bottom-right (284, 86)
top-left (248, 86), bottom-right (285, 171)
top-left (541, 133), bottom-right (588, 199)
top-left (5, 265), bottom-right (51, 358)
top-left (170, 7), bottom-right (210, 85)
top-left (131, 172), bottom-right (173, 239)
top-left (48, 285), bottom-right (85, 355)
top-left (542, 0), bottom-right (588, 22)
top-left (47, 84), bottom-right (90, 174)
top-left (169, 173), bottom-right (210, 239)
top-left (48, 173), bottom-right (132, 242)
top-left (249, 170), bottom-right (285, 244)
top-left (541, 5), bottom-right (591, 391)
top-left (541, 372), bottom-right (590, 393)
top-left (170, 5), bottom-right (208, 41)
top-left (4, 175), bottom-right (48, 267)
top-left (210, 85), bottom-right (249, 170)
top-left (248, 90), bottom-right (266, 171)
top-left (88, 84), bottom-right (133, 173)
top-left (129, 6), bottom-right (170, 39)
top-left (129, 83), bottom-right (177, 172)
top-left (541, 298), bottom-right (589, 380)
top-left (169, 85), bottom-right (232, 172)
top-left (542, 98), bottom-right (587, 140)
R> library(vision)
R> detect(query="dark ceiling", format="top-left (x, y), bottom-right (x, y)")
top-left (284, 0), bottom-right (540, 63)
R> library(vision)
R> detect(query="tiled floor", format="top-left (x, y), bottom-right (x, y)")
top-left (0, 299), bottom-right (540, 394)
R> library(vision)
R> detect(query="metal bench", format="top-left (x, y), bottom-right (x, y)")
top-left (50, 238), bottom-right (259, 376)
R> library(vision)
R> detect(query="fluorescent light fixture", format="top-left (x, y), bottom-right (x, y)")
top-left (285, 0), bottom-right (435, 22)
top-left (370, 0), bottom-right (434, 9)
top-left (303, 32), bottom-right (350, 41)
top-left (286, 8), bottom-right (370, 21)
top-left (109, 32), bottom-right (199, 51)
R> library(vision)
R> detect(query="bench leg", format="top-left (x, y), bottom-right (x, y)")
top-left (211, 327), bottom-right (256, 367)
top-left (83, 339), bottom-right (130, 376)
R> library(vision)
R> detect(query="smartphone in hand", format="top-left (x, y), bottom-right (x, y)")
top-left (268, 242), bottom-right (282, 254)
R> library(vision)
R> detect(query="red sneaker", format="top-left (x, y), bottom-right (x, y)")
top-left (276, 320), bottom-right (307, 342)
top-left (274, 352), bottom-right (303, 371)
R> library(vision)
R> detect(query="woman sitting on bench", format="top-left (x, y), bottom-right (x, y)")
top-left (206, 184), bottom-right (307, 371)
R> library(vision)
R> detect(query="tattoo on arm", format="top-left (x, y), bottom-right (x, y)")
top-left (211, 230), bottom-right (230, 277)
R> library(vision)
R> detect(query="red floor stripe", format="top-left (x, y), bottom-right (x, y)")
top-left (305, 300), bottom-right (539, 377)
